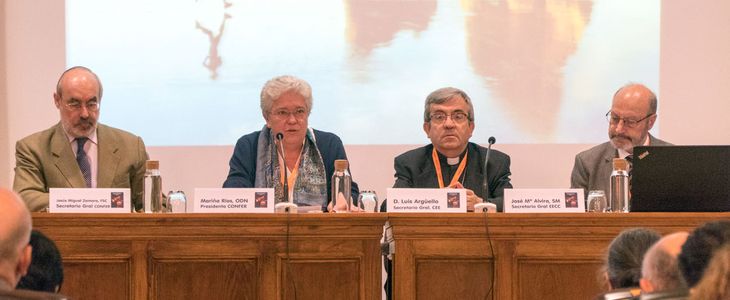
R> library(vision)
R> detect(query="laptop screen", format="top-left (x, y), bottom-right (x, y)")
top-left (630, 145), bottom-right (730, 212)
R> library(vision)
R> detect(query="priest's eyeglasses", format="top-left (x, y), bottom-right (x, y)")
top-left (429, 111), bottom-right (470, 124)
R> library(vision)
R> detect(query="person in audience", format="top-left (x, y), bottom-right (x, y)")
top-left (16, 230), bottom-right (64, 293)
top-left (391, 87), bottom-right (512, 212)
top-left (605, 228), bottom-right (662, 290)
top-left (0, 189), bottom-right (33, 292)
top-left (13, 66), bottom-right (149, 212)
top-left (640, 232), bottom-right (689, 298)
top-left (571, 83), bottom-right (670, 195)
top-left (689, 244), bottom-right (730, 300)
top-left (223, 75), bottom-right (359, 211)
top-left (678, 221), bottom-right (730, 288)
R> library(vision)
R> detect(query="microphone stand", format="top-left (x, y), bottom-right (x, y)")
top-left (474, 136), bottom-right (497, 213)
top-left (274, 133), bottom-right (298, 214)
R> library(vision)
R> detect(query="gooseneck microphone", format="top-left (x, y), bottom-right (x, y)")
top-left (474, 137), bottom-right (497, 213)
top-left (276, 133), bottom-right (289, 203)
top-left (276, 133), bottom-right (299, 298)
top-left (274, 132), bottom-right (298, 213)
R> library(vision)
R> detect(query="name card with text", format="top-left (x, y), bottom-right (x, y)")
top-left (387, 188), bottom-right (466, 213)
top-left (50, 188), bottom-right (131, 213)
top-left (504, 189), bottom-right (585, 213)
top-left (193, 188), bottom-right (274, 213)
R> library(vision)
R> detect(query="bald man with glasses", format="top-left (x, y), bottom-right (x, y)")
top-left (13, 66), bottom-right (149, 212)
top-left (571, 83), bottom-right (670, 196)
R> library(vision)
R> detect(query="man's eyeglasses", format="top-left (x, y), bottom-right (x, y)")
top-left (429, 111), bottom-right (470, 124)
top-left (64, 100), bottom-right (99, 112)
top-left (605, 111), bottom-right (653, 128)
top-left (271, 108), bottom-right (307, 120)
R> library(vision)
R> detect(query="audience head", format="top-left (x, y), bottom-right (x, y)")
top-left (640, 232), bottom-right (689, 293)
top-left (53, 66), bottom-right (103, 138)
top-left (605, 228), bottom-right (661, 289)
top-left (422, 87), bottom-right (475, 158)
top-left (607, 83), bottom-right (657, 154)
top-left (679, 221), bottom-right (730, 288)
top-left (16, 231), bottom-right (63, 293)
top-left (689, 244), bottom-right (730, 300)
top-left (0, 189), bottom-right (33, 290)
top-left (259, 75), bottom-right (313, 146)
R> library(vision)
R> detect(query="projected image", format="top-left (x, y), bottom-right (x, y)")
top-left (66, 0), bottom-right (659, 146)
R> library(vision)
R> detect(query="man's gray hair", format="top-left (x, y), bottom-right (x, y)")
top-left (260, 75), bottom-right (313, 115)
top-left (423, 87), bottom-right (475, 122)
top-left (642, 247), bottom-right (687, 292)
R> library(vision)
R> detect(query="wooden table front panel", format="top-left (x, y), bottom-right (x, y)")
top-left (33, 213), bottom-right (386, 300)
top-left (387, 213), bottom-right (729, 300)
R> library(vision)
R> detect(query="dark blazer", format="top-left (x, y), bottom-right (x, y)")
top-left (392, 142), bottom-right (513, 212)
top-left (13, 123), bottom-right (148, 212)
top-left (571, 135), bottom-right (671, 196)
top-left (223, 129), bottom-right (359, 210)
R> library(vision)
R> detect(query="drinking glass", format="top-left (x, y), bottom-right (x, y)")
top-left (587, 190), bottom-right (607, 212)
top-left (167, 190), bottom-right (187, 213)
top-left (357, 191), bottom-right (378, 213)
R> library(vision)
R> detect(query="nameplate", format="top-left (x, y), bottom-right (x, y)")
top-left (49, 188), bottom-right (131, 213)
top-left (386, 188), bottom-right (467, 213)
top-left (504, 189), bottom-right (585, 213)
top-left (193, 188), bottom-right (275, 213)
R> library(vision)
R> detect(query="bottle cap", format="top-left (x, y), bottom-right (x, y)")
top-left (612, 158), bottom-right (628, 171)
top-left (334, 159), bottom-right (348, 171)
top-left (146, 160), bottom-right (160, 170)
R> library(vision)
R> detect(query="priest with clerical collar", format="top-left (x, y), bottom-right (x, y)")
top-left (391, 87), bottom-right (513, 212)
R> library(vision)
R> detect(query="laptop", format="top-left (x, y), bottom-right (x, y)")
top-left (630, 145), bottom-right (730, 212)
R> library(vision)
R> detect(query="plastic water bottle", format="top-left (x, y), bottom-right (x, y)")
top-left (330, 159), bottom-right (352, 212)
top-left (144, 160), bottom-right (165, 213)
top-left (609, 158), bottom-right (630, 212)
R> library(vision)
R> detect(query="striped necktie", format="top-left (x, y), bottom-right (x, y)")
top-left (76, 137), bottom-right (92, 188)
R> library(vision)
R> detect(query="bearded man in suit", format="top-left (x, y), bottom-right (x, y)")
top-left (571, 83), bottom-right (670, 195)
top-left (13, 66), bottom-right (149, 212)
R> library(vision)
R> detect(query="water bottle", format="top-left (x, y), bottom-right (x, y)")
top-left (609, 158), bottom-right (630, 212)
top-left (330, 159), bottom-right (352, 212)
top-left (143, 160), bottom-right (165, 213)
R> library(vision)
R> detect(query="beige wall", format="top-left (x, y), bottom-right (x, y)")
top-left (1, 0), bottom-right (7, 188)
top-left (2, 1), bottom-right (730, 198)
top-left (660, 0), bottom-right (730, 145)
top-left (2, 0), bottom-right (66, 188)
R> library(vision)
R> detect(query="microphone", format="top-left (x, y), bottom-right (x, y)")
top-left (274, 132), bottom-right (298, 213)
top-left (474, 137), bottom-right (497, 213)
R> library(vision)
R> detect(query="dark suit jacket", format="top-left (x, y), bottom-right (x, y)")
top-left (13, 123), bottom-right (148, 212)
top-left (222, 129), bottom-right (359, 210)
top-left (392, 142), bottom-right (513, 212)
top-left (570, 135), bottom-right (670, 196)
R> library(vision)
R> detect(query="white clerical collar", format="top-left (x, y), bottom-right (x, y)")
top-left (446, 156), bottom-right (460, 165)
